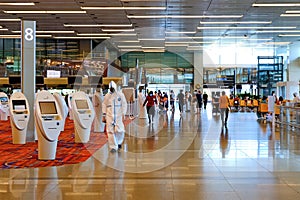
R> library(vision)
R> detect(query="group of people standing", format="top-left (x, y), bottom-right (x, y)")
top-left (142, 89), bottom-right (209, 123)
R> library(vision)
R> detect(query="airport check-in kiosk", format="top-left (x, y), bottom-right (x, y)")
top-left (53, 93), bottom-right (68, 131)
top-left (0, 92), bottom-right (9, 121)
top-left (35, 91), bottom-right (63, 160)
top-left (71, 91), bottom-right (95, 143)
top-left (9, 92), bottom-right (30, 144)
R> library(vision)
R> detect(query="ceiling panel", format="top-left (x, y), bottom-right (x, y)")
top-left (0, 0), bottom-right (299, 49)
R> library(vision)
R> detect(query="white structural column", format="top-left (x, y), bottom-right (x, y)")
top-left (21, 20), bottom-right (36, 141)
top-left (193, 51), bottom-right (204, 90)
top-left (288, 41), bottom-right (300, 83)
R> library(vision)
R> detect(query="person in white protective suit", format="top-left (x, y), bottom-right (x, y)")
top-left (102, 81), bottom-right (127, 153)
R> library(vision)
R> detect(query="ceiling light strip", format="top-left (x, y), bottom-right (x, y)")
top-left (200, 21), bottom-right (272, 24)
top-left (278, 34), bottom-right (300, 37)
top-left (64, 24), bottom-right (132, 27)
top-left (0, 19), bottom-right (21, 21)
top-left (102, 29), bottom-right (135, 32)
top-left (127, 15), bottom-right (243, 19)
top-left (285, 10), bottom-right (300, 13)
top-left (3, 11), bottom-right (86, 14)
top-left (165, 31), bottom-right (196, 34)
top-left (281, 14), bottom-right (300, 17)
top-left (138, 38), bottom-right (165, 41)
top-left (118, 45), bottom-right (142, 48)
top-left (197, 26), bottom-right (296, 30)
top-left (256, 30), bottom-right (300, 33)
top-left (253, 3), bottom-right (300, 7)
top-left (81, 6), bottom-right (166, 10)
top-left (0, 3), bottom-right (35, 6)
top-left (54, 36), bottom-right (110, 39)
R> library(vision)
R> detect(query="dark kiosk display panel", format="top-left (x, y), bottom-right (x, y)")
top-left (12, 100), bottom-right (26, 110)
top-left (39, 102), bottom-right (57, 114)
top-left (75, 100), bottom-right (89, 110)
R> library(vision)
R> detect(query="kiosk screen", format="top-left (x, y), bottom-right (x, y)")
top-left (12, 100), bottom-right (26, 111)
top-left (75, 100), bottom-right (89, 110)
top-left (39, 102), bottom-right (57, 114)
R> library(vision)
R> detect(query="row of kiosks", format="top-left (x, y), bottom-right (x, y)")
top-left (35, 91), bottom-right (95, 160)
top-left (7, 90), bottom-right (97, 160)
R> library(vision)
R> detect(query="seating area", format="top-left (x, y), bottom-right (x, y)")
top-left (229, 99), bottom-right (259, 112)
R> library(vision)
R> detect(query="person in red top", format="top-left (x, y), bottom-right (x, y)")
top-left (143, 91), bottom-right (157, 123)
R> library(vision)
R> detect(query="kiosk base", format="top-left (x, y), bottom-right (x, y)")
top-left (11, 128), bottom-right (26, 144)
top-left (0, 113), bottom-right (8, 121)
top-left (74, 127), bottom-right (90, 143)
top-left (37, 134), bottom-right (58, 160)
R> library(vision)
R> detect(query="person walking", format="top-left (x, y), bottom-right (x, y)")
top-left (169, 90), bottom-right (175, 112)
top-left (177, 90), bottom-right (185, 114)
top-left (138, 87), bottom-right (147, 119)
top-left (102, 81), bottom-right (127, 153)
top-left (143, 91), bottom-right (157, 123)
top-left (219, 91), bottom-right (230, 127)
top-left (196, 90), bottom-right (202, 113)
top-left (202, 91), bottom-right (208, 109)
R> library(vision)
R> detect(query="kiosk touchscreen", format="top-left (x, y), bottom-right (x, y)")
top-left (71, 91), bottom-right (95, 143)
top-left (53, 93), bottom-right (68, 131)
top-left (35, 91), bottom-right (63, 160)
top-left (0, 92), bottom-right (9, 121)
top-left (9, 92), bottom-right (30, 144)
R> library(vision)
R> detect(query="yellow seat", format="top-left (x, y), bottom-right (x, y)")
top-left (259, 103), bottom-right (268, 113)
top-left (239, 100), bottom-right (246, 107)
top-left (229, 99), bottom-right (234, 107)
top-left (253, 99), bottom-right (259, 107)
top-left (246, 100), bottom-right (253, 107)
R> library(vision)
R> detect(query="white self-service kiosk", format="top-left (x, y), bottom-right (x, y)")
top-left (53, 93), bottom-right (68, 131)
top-left (67, 93), bottom-right (74, 120)
top-left (0, 92), bottom-right (9, 121)
top-left (92, 89), bottom-right (105, 132)
top-left (35, 91), bottom-right (63, 160)
top-left (9, 92), bottom-right (30, 144)
top-left (71, 91), bottom-right (95, 143)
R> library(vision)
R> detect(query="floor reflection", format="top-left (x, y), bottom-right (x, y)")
top-left (2, 104), bottom-right (300, 199)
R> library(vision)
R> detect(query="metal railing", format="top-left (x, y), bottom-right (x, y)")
top-left (279, 104), bottom-right (300, 130)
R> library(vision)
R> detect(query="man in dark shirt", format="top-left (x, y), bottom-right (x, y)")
top-left (177, 90), bottom-right (185, 114)
top-left (196, 90), bottom-right (202, 113)
top-left (202, 92), bottom-right (208, 109)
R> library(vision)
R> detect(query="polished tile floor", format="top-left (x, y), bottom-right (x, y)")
top-left (1, 104), bottom-right (300, 200)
